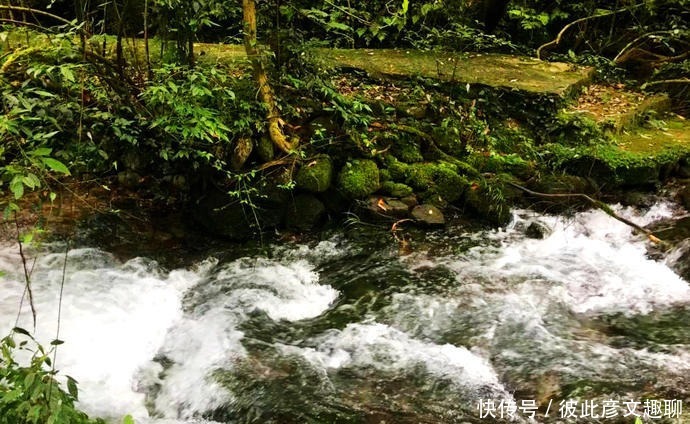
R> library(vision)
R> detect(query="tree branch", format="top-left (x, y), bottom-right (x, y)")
top-left (508, 181), bottom-right (666, 245)
top-left (537, 4), bottom-right (644, 60)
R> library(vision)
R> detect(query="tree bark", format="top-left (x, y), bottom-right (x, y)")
top-left (242, 0), bottom-right (296, 154)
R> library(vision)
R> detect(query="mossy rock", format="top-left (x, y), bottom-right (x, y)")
top-left (463, 184), bottom-right (512, 227)
top-left (337, 159), bottom-right (381, 199)
top-left (383, 155), bottom-right (410, 181)
top-left (256, 136), bottom-right (275, 162)
top-left (381, 181), bottom-right (414, 197)
top-left (469, 153), bottom-right (536, 180)
top-left (390, 135), bottom-right (424, 163)
top-left (531, 174), bottom-right (593, 194)
top-left (404, 161), bottom-right (470, 205)
top-left (432, 125), bottom-right (465, 157)
top-left (285, 194), bottom-right (326, 231)
top-left (296, 155), bottom-right (333, 193)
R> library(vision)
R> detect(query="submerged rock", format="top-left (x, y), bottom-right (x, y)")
top-left (337, 159), bottom-right (381, 199)
top-left (525, 221), bottom-right (551, 239)
top-left (666, 239), bottom-right (690, 282)
top-left (678, 185), bottom-right (690, 210)
top-left (411, 204), bottom-right (445, 226)
top-left (296, 155), bottom-right (333, 193)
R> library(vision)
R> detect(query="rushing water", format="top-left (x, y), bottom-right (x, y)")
top-left (1, 201), bottom-right (690, 423)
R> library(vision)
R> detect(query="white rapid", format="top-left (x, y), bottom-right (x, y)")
top-left (0, 201), bottom-right (689, 423)
top-left (0, 243), bottom-right (339, 423)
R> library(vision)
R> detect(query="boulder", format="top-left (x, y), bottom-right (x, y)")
top-left (380, 181), bottom-right (414, 198)
top-left (296, 155), bottom-right (333, 193)
top-left (525, 221), bottom-right (551, 239)
top-left (337, 159), bottom-right (381, 199)
top-left (464, 184), bottom-right (512, 226)
top-left (285, 194), bottom-right (326, 231)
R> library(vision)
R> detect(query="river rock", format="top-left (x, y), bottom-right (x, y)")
top-left (193, 190), bottom-right (257, 240)
top-left (380, 181), bottom-right (414, 198)
top-left (678, 185), bottom-right (690, 210)
top-left (337, 159), bottom-right (381, 199)
top-left (285, 194), bottom-right (326, 231)
top-left (525, 221), bottom-right (551, 239)
top-left (411, 204), bottom-right (445, 226)
top-left (666, 239), bottom-right (690, 282)
top-left (364, 196), bottom-right (411, 219)
top-left (296, 155), bottom-right (333, 193)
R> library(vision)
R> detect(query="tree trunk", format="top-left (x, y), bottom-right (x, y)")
top-left (242, 0), bottom-right (296, 154)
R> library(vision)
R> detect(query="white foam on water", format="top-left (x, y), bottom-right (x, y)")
top-left (0, 243), bottom-right (339, 423)
top-left (284, 322), bottom-right (510, 398)
top-left (147, 257), bottom-right (338, 419)
top-left (438, 204), bottom-right (690, 316)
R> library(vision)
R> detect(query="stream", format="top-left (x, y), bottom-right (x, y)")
top-left (1, 200), bottom-right (690, 423)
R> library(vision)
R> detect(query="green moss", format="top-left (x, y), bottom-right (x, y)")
top-left (463, 179), bottom-right (512, 226)
top-left (381, 181), bottom-right (414, 197)
top-left (469, 153), bottom-right (535, 179)
top-left (337, 159), bottom-right (381, 199)
top-left (295, 154), bottom-right (333, 193)
top-left (391, 136), bottom-right (424, 163)
top-left (256, 136), bottom-right (275, 162)
top-left (315, 48), bottom-right (593, 97)
top-left (404, 161), bottom-right (469, 205)
top-left (384, 155), bottom-right (410, 181)
top-left (549, 111), bottom-right (606, 146)
top-left (543, 119), bottom-right (690, 186)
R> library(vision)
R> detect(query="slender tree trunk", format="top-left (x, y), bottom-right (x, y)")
top-left (242, 0), bottom-right (296, 154)
top-left (144, 0), bottom-right (151, 77)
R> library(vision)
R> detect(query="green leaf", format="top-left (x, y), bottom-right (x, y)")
top-left (60, 66), bottom-right (75, 83)
top-left (41, 158), bottom-right (71, 175)
top-left (29, 147), bottom-right (52, 157)
top-left (50, 339), bottom-right (64, 346)
top-left (123, 414), bottom-right (135, 424)
top-left (12, 327), bottom-right (31, 336)
top-left (10, 178), bottom-right (24, 200)
top-left (66, 376), bottom-right (79, 400)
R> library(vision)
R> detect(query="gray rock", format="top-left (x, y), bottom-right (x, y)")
top-left (364, 196), bottom-right (411, 218)
top-left (679, 185), bottom-right (690, 210)
top-left (525, 221), bottom-right (551, 239)
top-left (411, 204), bottom-right (445, 226)
top-left (285, 194), bottom-right (326, 231)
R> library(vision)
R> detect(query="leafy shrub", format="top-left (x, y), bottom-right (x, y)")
top-left (0, 328), bottom-right (104, 424)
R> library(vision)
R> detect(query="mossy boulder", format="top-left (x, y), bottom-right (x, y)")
top-left (337, 159), bottom-right (381, 199)
top-left (404, 161), bottom-right (470, 205)
top-left (469, 153), bottom-right (536, 180)
top-left (531, 174), bottom-right (593, 194)
top-left (285, 194), bottom-right (326, 231)
top-left (257, 136), bottom-right (275, 162)
top-left (384, 155), bottom-right (410, 181)
top-left (381, 181), bottom-right (414, 197)
top-left (390, 135), bottom-right (424, 163)
top-left (296, 155), bottom-right (333, 193)
top-left (463, 183), bottom-right (512, 226)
